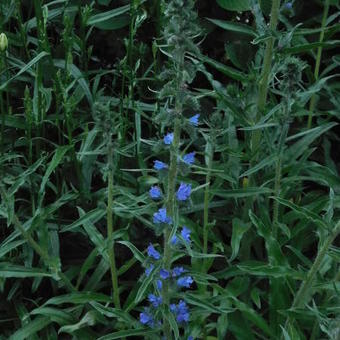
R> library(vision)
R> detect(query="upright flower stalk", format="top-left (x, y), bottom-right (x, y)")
top-left (138, 1), bottom-right (201, 338)
top-left (251, 0), bottom-right (281, 159)
top-left (107, 141), bottom-right (121, 309)
top-left (163, 116), bottom-right (182, 338)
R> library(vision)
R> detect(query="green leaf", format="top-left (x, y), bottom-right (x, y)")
top-left (216, 0), bottom-right (251, 11)
top-left (163, 310), bottom-right (179, 339)
top-left (59, 311), bottom-right (100, 334)
top-left (183, 293), bottom-right (233, 314)
top-left (229, 218), bottom-right (251, 261)
top-left (9, 316), bottom-right (51, 340)
top-left (30, 307), bottom-right (74, 325)
top-left (44, 292), bottom-right (112, 305)
top-left (54, 59), bottom-right (93, 108)
top-left (38, 146), bottom-right (71, 207)
top-left (87, 5), bottom-right (130, 26)
top-left (233, 299), bottom-right (274, 337)
top-left (237, 262), bottom-right (304, 279)
top-left (0, 240), bottom-right (25, 258)
top-left (90, 302), bottom-right (138, 325)
top-left (240, 154), bottom-right (276, 177)
top-left (200, 54), bottom-right (248, 82)
top-left (271, 196), bottom-right (329, 230)
top-left (212, 187), bottom-right (272, 198)
top-left (206, 18), bottom-right (257, 37)
top-left (282, 40), bottom-right (340, 54)
top-left (135, 263), bottom-right (159, 303)
top-left (117, 241), bottom-right (145, 263)
top-left (97, 328), bottom-right (157, 340)
top-left (61, 207), bottom-right (106, 233)
top-left (0, 263), bottom-right (52, 278)
top-left (0, 52), bottom-right (49, 90)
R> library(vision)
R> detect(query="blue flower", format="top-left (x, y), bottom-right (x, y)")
top-left (188, 336), bottom-right (194, 340)
top-left (160, 269), bottom-right (170, 279)
top-left (149, 186), bottom-right (162, 199)
top-left (140, 309), bottom-right (154, 326)
top-left (153, 208), bottom-right (172, 224)
top-left (177, 276), bottom-right (193, 288)
top-left (172, 266), bottom-right (186, 277)
top-left (171, 300), bottom-right (190, 323)
top-left (183, 152), bottom-right (195, 165)
top-left (145, 264), bottom-right (154, 277)
top-left (164, 132), bottom-right (174, 145)
top-left (176, 183), bottom-right (192, 201)
top-left (171, 234), bottom-right (178, 245)
top-left (156, 279), bottom-right (162, 290)
top-left (147, 244), bottom-right (161, 260)
top-left (154, 160), bottom-right (168, 171)
top-left (189, 114), bottom-right (200, 126)
top-left (148, 294), bottom-right (162, 307)
top-left (284, 2), bottom-right (293, 9)
top-left (181, 226), bottom-right (191, 243)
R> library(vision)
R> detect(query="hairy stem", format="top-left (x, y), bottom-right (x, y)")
top-left (307, 0), bottom-right (330, 129)
top-left (272, 121), bottom-right (289, 238)
top-left (203, 138), bottom-right (214, 268)
top-left (251, 0), bottom-right (281, 158)
top-left (163, 117), bottom-right (181, 339)
top-left (107, 145), bottom-right (121, 309)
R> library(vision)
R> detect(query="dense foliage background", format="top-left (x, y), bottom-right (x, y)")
top-left (0, 0), bottom-right (340, 339)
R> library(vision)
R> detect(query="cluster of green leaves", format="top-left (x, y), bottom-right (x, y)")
top-left (0, 0), bottom-right (340, 339)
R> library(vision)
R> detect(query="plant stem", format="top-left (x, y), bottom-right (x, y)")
top-left (0, 52), bottom-right (4, 158)
top-left (284, 220), bottom-right (340, 334)
top-left (251, 0), bottom-right (281, 158)
top-left (203, 137), bottom-right (214, 268)
top-left (163, 117), bottom-right (181, 339)
top-left (307, 0), bottom-right (330, 129)
top-left (0, 185), bottom-right (76, 292)
top-left (107, 144), bottom-right (121, 309)
top-left (272, 121), bottom-right (289, 238)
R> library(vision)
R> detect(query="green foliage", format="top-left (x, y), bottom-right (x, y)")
top-left (0, 0), bottom-right (340, 339)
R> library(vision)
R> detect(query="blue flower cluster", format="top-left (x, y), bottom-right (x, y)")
top-left (140, 114), bottom-right (200, 338)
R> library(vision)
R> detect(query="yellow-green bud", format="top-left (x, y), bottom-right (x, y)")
top-left (0, 33), bottom-right (8, 52)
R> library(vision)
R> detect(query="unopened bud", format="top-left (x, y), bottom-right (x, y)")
top-left (243, 177), bottom-right (249, 188)
top-left (0, 33), bottom-right (8, 52)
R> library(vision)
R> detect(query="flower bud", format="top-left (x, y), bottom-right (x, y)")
top-left (0, 33), bottom-right (8, 52)
top-left (243, 177), bottom-right (249, 189)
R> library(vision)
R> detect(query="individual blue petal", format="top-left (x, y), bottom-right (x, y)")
top-left (172, 266), bottom-right (186, 277)
top-left (149, 186), bottom-right (162, 199)
top-left (140, 310), bottom-right (153, 325)
top-left (153, 208), bottom-right (172, 224)
top-left (145, 264), bottom-right (154, 277)
top-left (154, 160), bottom-right (168, 171)
top-left (170, 300), bottom-right (190, 323)
top-left (284, 2), bottom-right (293, 9)
top-left (170, 303), bottom-right (177, 312)
top-left (177, 276), bottom-right (193, 288)
top-left (171, 235), bottom-right (178, 245)
top-left (147, 244), bottom-right (161, 260)
top-left (181, 226), bottom-right (191, 243)
top-left (160, 269), bottom-right (170, 280)
top-left (148, 294), bottom-right (162, 307)
top-left (164, 132), bottom-right (174, 145)
top-left (189, 114), bottom-right (200, 126)
top-left (183, 152), bottom-right (195, 165)
top-left (156, 279), bottom-right (162, 290)
top-left (176, 183), bottom-right (192, 201)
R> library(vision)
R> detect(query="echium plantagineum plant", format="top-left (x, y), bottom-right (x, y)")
top-left (139, 0), bottom-right (201, 339)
